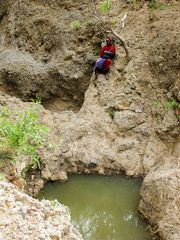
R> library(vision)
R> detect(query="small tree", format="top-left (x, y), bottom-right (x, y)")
top-left (91, 0), bottom-right (131, 63)
top-left (0, 100), bottom-right (48, 169)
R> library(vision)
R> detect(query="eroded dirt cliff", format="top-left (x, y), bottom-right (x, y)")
top-left (0, 0), bottom-right (179, 240)
top-left (0, 0), bottom-right (97, 111)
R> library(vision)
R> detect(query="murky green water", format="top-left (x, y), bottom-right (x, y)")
top-left (38, 175), bottom-right (152, 240)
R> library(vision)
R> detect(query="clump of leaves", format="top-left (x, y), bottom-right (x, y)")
top-left (165, 99), bottom-right (180, 110)
top-left (96, 33), bottom-right (105, 40)
top-left (99, 0), bottom-right (112, 13)
top-left (131, 0), bottom-right (144, 10)
top-left (148, 0), bottom-right (167, 10)
top-left (0, 100), bottom-right (48, 169)
top-left (110, 17), bottom-right (117, 27)
top-left (107, 107), bottom-right (116, 119)
top-left (70, 20), bottom-right (81, 30)
top-left (165, 99), bottom-right (180, 119)
top-left (50, 199), bottom-right (60, 208)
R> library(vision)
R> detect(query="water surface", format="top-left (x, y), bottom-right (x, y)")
top-left (38, 175), bottom-right (152, 240)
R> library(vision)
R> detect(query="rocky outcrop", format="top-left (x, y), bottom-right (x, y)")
top-left (139, 169), bottom-right (180, 240)
top-left (0, 1), bottom-right (179, 240)
top-left (40, 1), bottom-right (180, 180)
top-left (0, 181), bottom-right (83, 240)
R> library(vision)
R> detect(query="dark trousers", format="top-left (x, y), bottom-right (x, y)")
top-left (95, 68), bottom-right (109, 75)
top-left (94, 68), bottom-right (110, 80)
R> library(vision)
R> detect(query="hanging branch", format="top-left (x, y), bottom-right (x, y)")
top-left (120, 12), bottom-right (127, 38)
top-left (91, 0), bottom-right (106, 31)
top-left (91, 0), bottom-right (131, 63)
top-left (17, 0), bottom-right (21, 18)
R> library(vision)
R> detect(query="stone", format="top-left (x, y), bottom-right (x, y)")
top-left (113, 110), bottom-right (145, 131)
top-left (0, 181), bottom-right (83, 240)
top-left (139, 169), bottom-right (180, 240)
top-left (88, 158), bottom-right (98, 169)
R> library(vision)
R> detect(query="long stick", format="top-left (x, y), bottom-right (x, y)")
top-left (91, 0), bottom-right (131, 63)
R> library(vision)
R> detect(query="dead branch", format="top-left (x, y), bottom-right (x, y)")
top-left (17, 0), bottom-right (21, 17)
top-left (91, 0), bottom-right (106, 31)
top-left (120, 12), bottom-right (127, 37)
top-left (91, 0), bottom-right (131, 63)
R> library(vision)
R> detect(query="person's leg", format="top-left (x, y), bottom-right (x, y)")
top-left (104, 69), bottom-right (110, 80)
top-left (91, 67), bottom-right (98, 81)
top-left (105, 72), bottom-right (109, 80)
top-left (94, 68), bottom-right (98, 80)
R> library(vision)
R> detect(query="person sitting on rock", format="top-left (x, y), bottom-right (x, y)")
top-left (93, 36), bottom-right (116, 80)
top-left (100, 36), bottom-right (116, 60)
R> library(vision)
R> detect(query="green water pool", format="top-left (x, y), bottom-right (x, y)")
top-left (37, 175), bottom-right (152, 240)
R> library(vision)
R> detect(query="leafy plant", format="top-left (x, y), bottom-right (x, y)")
top-left (50, 199), bottom-right (59, 208)
top-left (107, 107), bottom-right (116, 119)
top-left (0, 100), bottom-right (48, 169)
top-left (70, 20), bottom-right (81, 30)
top-left (96, 33), bottom-right (105, 40)
top-left (165, 99), bottom-right (180, 110)
top-left (148, 0), bottom-right (167, 10)
top-left (93, 49), bottom-right (101, 56)
top-left (110, 17), bottom-right (117, 27)
top-left (165, 99), bottom-right (180, 119)
top-left (130, 0), bottom-right (143, 9)
top-left (99, 0), bottom-right (112, 13)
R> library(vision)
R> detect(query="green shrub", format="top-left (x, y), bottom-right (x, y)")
top-left (131, 0), bottom-right (142, 7)
top-left (50, 199), bottom-right (59, 208)
top-left (148, 0), bottom-right (167, 10)
top-left (110, 17), bottom-right (117, 27)
top-left (99, 0), bottom-right (112, 13)
top-left (93, 49), bottom-right (100, 56)
top-left (165, 99), bottom-right (180, 110)
top-left (0, 101), bottom-right (48, 169)
top-left (70, 20), bottom-right (81, 30)
top-left (107, 107), bottom-right (116, 119)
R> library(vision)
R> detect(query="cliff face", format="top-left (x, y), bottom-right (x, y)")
top-left (0, 0), bottom-right (96, 111)
top-left (0, 1), bottom-right (179, 240)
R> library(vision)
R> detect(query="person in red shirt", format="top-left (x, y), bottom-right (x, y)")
top-left (100, 36), bottom-right (116, 59)
top-left (93, 36), bottom-right (115, 80)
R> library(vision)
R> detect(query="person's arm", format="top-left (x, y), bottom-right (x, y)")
top-left (103, 45), bottom-right (116, 56)
top-left (100, 46), bottom-right (106, 57)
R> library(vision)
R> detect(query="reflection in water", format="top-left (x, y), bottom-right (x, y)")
top-left (38, 175), bottom-right (152, 240)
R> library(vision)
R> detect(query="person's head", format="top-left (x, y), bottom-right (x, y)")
top-left (106, 37), bottom-right (112, 46)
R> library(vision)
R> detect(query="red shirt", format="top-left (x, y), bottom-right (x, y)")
top-left (100, 44), bottom-right (116, 57)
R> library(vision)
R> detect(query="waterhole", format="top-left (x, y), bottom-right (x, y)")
top-left (38, 175), bottom-right (152, 240)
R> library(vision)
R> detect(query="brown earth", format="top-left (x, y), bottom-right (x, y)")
top-left (0, 0), bottom-right (179, 240)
